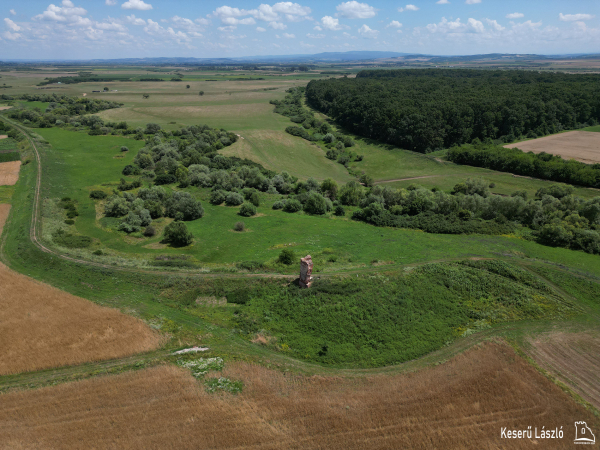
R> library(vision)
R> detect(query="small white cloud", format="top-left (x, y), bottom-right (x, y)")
top-left (314, 25), bottom-right (322, 30)
top-left (269, 21), bottom-right (286, 29)
top-left (321, 15), bottom-right (343, 30)
top-left (506, 12), bottom-right (524, 19)
top-left (282, 32), bottom-right (295, 38)
top-left (126, 14), bottom-right (145, 25)
top-left (307, 33), bottom-right (325, 38)
top-left (485, 18), bottom-right (504, 31)
top-left (195, 17), bottom-right (210, 26)
top-left (559, 13), bottom-right (595, 22)
top-left (256, 26), bottom-right (266, 32)
top-left (105, 0), bottom-right (117, 5)
top-left (405, 5), bottom-right (419, 11)
top-left (436, 0), bottom-right (449, 4)
top-left (465, 0), bottom-right (481, 4)
top-left (467, 17), bottom-right (484, 32)
top-left (358, 23), bottom-right (378, 38)
top-left (336, 1), bottom-right (377, 19)
top-left (121, 0), bottom-right (152, 11)
top-left (9, 9), bottom-right (16, 15)
top-left (4, 18), bottom-right (20, 31)
top-left (386, 20), bottom-right (402, 28)
top-left (2, 30), bottom-right (21, 40)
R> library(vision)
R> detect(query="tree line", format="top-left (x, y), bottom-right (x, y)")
top-left (305, 69), bottom-right (600, 153)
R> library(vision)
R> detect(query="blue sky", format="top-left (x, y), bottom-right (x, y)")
top-left (1, 1), bottom-right (599, 60)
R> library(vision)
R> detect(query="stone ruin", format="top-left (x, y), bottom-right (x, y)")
top-left (299, 255), bottom-right (313, 288)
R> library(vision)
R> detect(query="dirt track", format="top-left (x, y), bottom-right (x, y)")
top-left (0, 161), bottom-right (21, 186)
top-left (0, 341), bottom-right (596, 449)
top-left (506, 131), bottom-right (600, 164)
top-left (0, 204), bottom-right (163, 375)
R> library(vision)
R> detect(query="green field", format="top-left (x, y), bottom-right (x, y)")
top-left (2, 68), bottom-right (600, 377)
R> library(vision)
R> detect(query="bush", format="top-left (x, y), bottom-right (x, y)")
top-left (144, 225), bottom-right (156, 237)
top-left (104, 196), bottom-right (129, 217)
top-left (154, 174), bottom-right (177, 185)
top-left (239, 203), bottom-right (257, 217)
top-left (249, 191), bottom-right (260, 207)
top-left (334, 205), bottom-right (345, 216)
top-left (163, 221), bottom-right (193, 247)
top-left (120, 146), bottom-right (129, 152)
top-left (64, 219), bottom-right (75, 225)
top-left (164, 191), bottom-right (204, 221)
top-left (210, 190), bottom-right (226, 205)
top-left (303, 191), bottom-right (328, 215)
top-left (272, 200), bottom-right (285, 210)
top-left (225, 192), bottom-right (244, 206)
top-left (278, 248), bottom-right (296, 265)
top-left (89, 190), bottom-right (108, 200)
top-left (234, 221), bottom-right (245, 232)
top-left (283, 199), bottom-right (302, 213)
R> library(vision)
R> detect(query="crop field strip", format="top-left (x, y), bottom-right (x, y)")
top-left (505, 131), bottom-right (600, 164)
top-left (0, 342), bottom-right (597, 449)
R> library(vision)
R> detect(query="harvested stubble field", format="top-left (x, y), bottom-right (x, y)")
top-left (0, 204), bottom-right (163, 375)
top-left (0, 161), bottom-right (21, 186)
top-left (1, 342), bottom-right (596, 449)
top-left (527, 331), bottom-right (600, 410)
top-left (505, 131), bottom-right (600, 164)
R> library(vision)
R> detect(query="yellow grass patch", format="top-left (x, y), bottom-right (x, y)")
top-left (506, 131), bottom-right (600, 164)
top-left (0, 161), bottom-right (21, 186)
top-left (0, 204), bottom-right (163, 375)
top-left (0, 342), bottom-right (596, 449)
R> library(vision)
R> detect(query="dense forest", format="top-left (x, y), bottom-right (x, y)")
top-left (305, 69), bottom-right (600, 152)
top-left (447, 143), bottom-right (600, 188)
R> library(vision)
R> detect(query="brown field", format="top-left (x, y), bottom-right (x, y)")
top-left (0, 135), bottom-right (8, 139)
top-left (505, 131), bottom-right (600, 164)
top-left (0, 205), bottom-right (163, 375)
top-left (527, 331), bottom-right (600, 410)
top-left (1, 341), bottom-right (596, 449)
top-left (0, 161), bottom-right (21, 186)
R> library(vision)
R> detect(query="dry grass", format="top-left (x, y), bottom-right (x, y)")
top-left (0, 204), bottom-right (163, 375)
top-left (528, 331), bottom-right (600, 410)
top-left (505, 131), bottom-right (600, 164)
top-left (0, 161), bottom-right (21, 186)
top-left (1, 341), bottom-right (596, 449)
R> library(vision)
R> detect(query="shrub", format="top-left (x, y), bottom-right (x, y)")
top-left (239, 203), bottom-right (257, 217)
top-left (250, 191), bottom-right (260, 207)
top-left (164, 191), bottom-right (204, 221)
top-left (334, 205), bottom-right (345, 216)
top-left (283, 199), bottom-right (302, 213)
top-left (278, 249), bottom-right (296, 265)
top-left (120, 146), bottom-right (129, 152)
top-left (122, 165), bottom-right (140, 176)
top-left (234, 221), bottom-right (245, 232)
top-left (64, 219), bottom-right (75, 225)
top-left (52, 229), bottom-right (92, 248)
top-left (272, 200), bottom-right (285, 210)
top-left (154, 174), bottom-right (177, 185)
top-left (163, 221), bottom-right (193, 247)
top-left (144, 225), bottom-right (156, 237)
top-left (210, 190), bottom-right (226, 205)
top-left (303, 191), bottom-right (328, 215)
top-left (104, 196), bottom-right (129, 217)
top-left (89, 190), bottom-right (108, 200)
top-left (225, 192), bottom-right (244, 206)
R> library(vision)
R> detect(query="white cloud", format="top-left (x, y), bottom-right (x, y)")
top-left (4, 18), bottom-right (20, 32)
top-left (358, 23), bottom-right (378, 38)
top-left (465, 0), bottom-right (481, 4)
top-left (3, 30), bottom-right (21, 40)
top-left (436, 0), bottom-right (449, 4)
top-left (9, 9), bottom-right (16, 15)
top-left (386, 20), bottom-right (402, 28)
top-left (405, 5), bottom-right (419, 11)
top-left (307, 33), bottom-right (325, 38)
top-left (485, 18), bottom-right (504, 31)
top-left (336, 1), bottom-right (377, 19)
top-left (144, 18), bottom-right (189, 42)
top-left (256, 26), bottom-right (266, 31)
top-left (559, 13), bottom-right (595, 22)
top-left (34, 1), bottom-right (88, 23)
top-left (105, 0), bottom-right (117, 5)
top-left (282, 32), bottom-right (295, 38)
top-left (121, 0), bottom-right (152, 10)
top-left (427, 17), bottom-right (485, 33)
top-left (269, 21), bottom-right (286, 29)
top-left (314, 25), bottom-right (322, 30)
top-left (126, 14), bottom-right (145, 25)
top-left (95, 18), bottom-right (126, 32)
top-left (506, 12), bottom-right (524, 19)
top-left (211, 3), bottom-right (311, 28)
top-left (321, 15), bottom-right (343, 30)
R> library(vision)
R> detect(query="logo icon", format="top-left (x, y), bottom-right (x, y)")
top-left (575, 422), bottom-right (596, 445)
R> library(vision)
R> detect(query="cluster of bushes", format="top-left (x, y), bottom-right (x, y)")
top-left (343, 177), bottom-right (600, 254)
top-left (271, 177), bottom-right (347, 215)
top-left (58, 197), bottom-right (79, 220)
top-left (5, 94), bottom-right (121, 129)
top-left (271, 87), bottom-right (361, 167)
top-left (447, 142), bottom-right (600, 188)
top-left (305, 69), bottom-right (600, 152)
top-left (0, 120), bottom-right (22, 142)
top-left (229, 260), bottom-right (571, 367)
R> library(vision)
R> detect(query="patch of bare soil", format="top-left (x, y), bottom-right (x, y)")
top-left (0, 204), bottom-right (163, 375)
top-left (0, 135), bottom-right (8, 139)
top-left (0, 107), bottom-right (12, 111)
top-left (527, 331), bottom-right (600, 409)
top-left (0, 161), bottom-right (21, 186)
top-left (505, 131), bottom-right (600, 164)
top-left (0, 342), bottom-right (596, 449)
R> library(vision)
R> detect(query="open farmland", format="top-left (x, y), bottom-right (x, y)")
top-left (0, 161), bottom-right (21, 185)
top-left (0, 342), bottom-right (596, 449)
top-left (506, 131), bottom-right (600, 164)
top-left (0, 204), bottom-right (163, 375)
